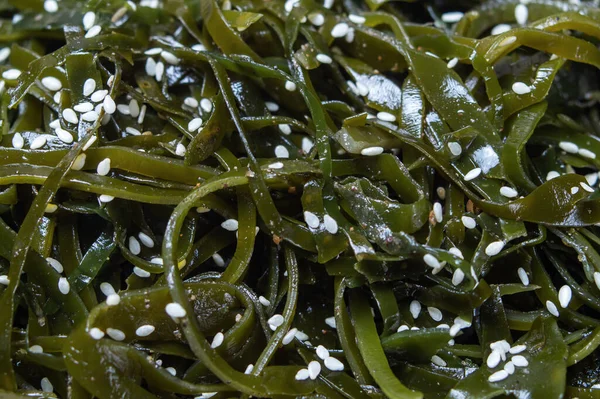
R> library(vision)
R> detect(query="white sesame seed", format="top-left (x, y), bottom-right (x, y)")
top-left (133, 267), bottom-right (151, 278)
top-left (485, 241), bottom-right (505, 256)
top-left (106, 328), bottom-right (125, 341)
top-left (295, 330), bottom-right (309, 341)
top-left (324, 356), bottom-right (345, 371)
top-left (166, 302), bottom-right (187, 318)
top-left (41, 76), bottom-right (62, 91)
top-left (304, 211), bottom-right (320, 228)
top-left (259, 296), bottom-right (270, 307)
top-left (488, 370), bottom-right (509, 382)
top-left (441, 11), bottom-right (464, 23)
top-left (546, 171), bottom-right (560, 181)
top-left (571, 186), bottom-right (580, 195)
top-left (448, 248), bottom-right (464, 260)
top-left (517, 267), bottom-right (529, 286)
top-left (411, 327), bottom-right (420, 331)
top-left (323, 0), bottom-right (334, 8)
top-left (150, 257), bottom-right (164, 265)
top-left (515, 4), bottom-right (528, 25)
top-left (0, 48), bottom-right (9, 63)
top-left (241, 364), bottom-right (254, 375)
top-left (63, 108), bottom-right (78, 124)
top-left (72, 154), bottom-right (86, 170)
top-left (275, 145), bottom-right (290, 158)
top-left (83, 12), bottom-right (96, 30)
top-left (0, 275), bottom-right (9, 285)
top-left (106, 293), bottom-right (120, 306)
top-left (89, 327), bottom-right (104, 340)
top-left (128, 236), bottom-right (141, 255)
top-left (278, 124), bottom-right (292, 135)
top-left (447, 58), bottom-right (459, 69)
top-left (212, 253), bottom-right (225, 267)
top-left (99, 194), bottom-right (114, 203)
top-left (500, 186), bottom-right (518, 198)
top-left (81, 111), bottom-right (99, 122)
top-left (308, 360), bottom-right (321, 380)
top-left (486, 350), bottom-right (501, 368)
top-left (145, 57), bottom-right (157, 76)
top-left (12, 133), bottom-right (23, 149)
top-left (200, 98), bottom-right (213, 113)
top-left (58, 277), bottom-right (70, 294)
top-left (347, 14), bottom-right (365, 24)
top-left (331, 23), bottom-right (349, 38)
top-left (125, 127), bottom-right (141, 136)
top-left (85, 25), bottom-right (101, 38)
top-left (558, 285), bottom-right (572, 308)
top-left (161, 51), bottom-right (180, 65)
top-left (316, 345), bottom-right (330, 360)
top-left (559, 141), bottom-right (579, 154)
top-left (44, 0), bottom-right (58, 12)
top-left (265, 101), bottom-right (279, 112)
top-left (182, 97), bottom-right (198, 109)
top-left (100, 282), bottom-right (116, 296)
top-left (46, 257), bottom-right (64, 273)
top-left (594, 272), bottom-right (600, 291)
top-left (504, 361), bottom-right (515, 374)
top-left (138, 232), bottom-right (154, 248)
top-left (464, 168), bottom-right (482, 181)
top-left (55, 128), bottom-right (73, 143)
top-left (361, 146), bottom-right (384, 156)
top-left (546, 300), bottom-right (559, 317)
top-left (29, 345), bottom-right (43, 353)
top-left (103, 96), bottom-right (116, 114)
top-left (511, 355), bottom-right (529, 367)
top-left (499, 36), bottom-right (517, 48)
top-left (74, 102), bottom-right (94, 113)
top-left (235, 314), bottom-right (243, 323)
top-left (428, 307), bottom-right (443, 321)
top-left (268, 162), bottom-right (284, 169)
top-left (410, 300), bottom-right (421, 319)
top-left (397, 325), bottom-right (409, 332)
top-left (97, 158), bottom-right (111, 176)
top-left (165, 367), bottom-right (176, 376)
top-left (41, 377), bottom-right (53, 393)
top-left (284, 80), bottom-right (297, 91)
top-left (579, 148), bottom-right (596, 159)
top-left (586, 173), bottom-right (598, 186)
top-left (268, 314), bottom-right (285, 329)
top-left (282, 328), bottom-right (298, 345)
top-left (428, 355), bottom-right (446, 368)
top-left (211, 332), bottom-right (224, 348)
top-left (155, 61), bottom-right (164, 81)
top-left (512, 82), bottom-right (531, 95)
top-left (295, 368), bottom-right (310, 380)
top-left (137, 104), bottom-right (147, 124)
top-left (308, 12), bottom-right (325, 26)
top-left (91, 89), bottom-right (108, 103)
top-left (377, 111), bottom-right (396, 122)
top-left (452, 268), bottom-right (465, 286)
top-left (30, 136), bottom-right (47, 150)
top-left (491, 24), bottom-right (511, 35)
top-left (433, 202), bottom-right (443, 223)
top-left (316, 54), bottom-right (333, 64)
top-left (356, 82), bottom-right (369, 96)
top-left (45, 203), bottom-right (58, 214)
top-left (323, 215), bottom-right (338, 234)
top-left (2, 69), bottom-right (20, 80)
top-left (423, 254), bottom-right (440, 269)
top-left (509, 344), bottom-right (526, 354)
top-left (447, 141), bottom-right (462, 156)
top-left (302, 137), bottom-right (314, 153)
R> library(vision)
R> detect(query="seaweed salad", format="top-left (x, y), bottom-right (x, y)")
top-left (4, 0), bottom-right (600, 397)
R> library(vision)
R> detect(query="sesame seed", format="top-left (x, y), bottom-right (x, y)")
top-left (488, 370), bottom-right (509, 382)
top-left (509, 345), bottom-right (526, 354)
top-left (397, 325), bottom-right (409, 332)
top-left (125, 127), bottom-right (141, 136)
top-left (308, 360), bottom-right (321, 380)
top-left (316, 54), bottom-right (333, 64)
top-left (304, 211), bottom-right (320, 228)
top-left (433, 202), bottom-right (443, 223)
top-left (83, 12), bottom-right (96, 30)
top-left (491, 24), bottom-right (511, 35)
top-left (499, 36), bottom-right (517, 47)
top-left (244, 364), bottom-right (255, 374)
top-left (103, 96), bottom-right (116, 114)
top-left (58, 277), bottom-right (70, 294)
top-left (211, 332), bottom-right (224, 348)
top-left (447, 58), bottom-right (459, 69)
top-left (46, 257), bottom-right (64, 273)
top-left (464, 168), bottom-right (482, 181)
top-left (485, 241), bottom-right (505, 256)
top-left (324, 356), bottom-right (345, 371)
top-left (282, 328), bottom-right (298, 345)
top-left (212, 253), bottom-right (225, 267)
top-left (2, 69), bottom-right (20, 80)
top-left (30, 136), bottom-right (47, 150)
top-left (331, 23), bottom-right (349, 38)
top-left (133, 267), bottom-right (151, 278)
top-left (91, 89), bottom-right (108, 102)
top-left (41, 377), bottom-right (53, 393)
top-left (356, 82), bottom-right (369, 96)
top-left (323, 214), bottom-right (338, 234)
top-left (285, 80), bottom-right (296, 91)
top-left (89, 327), bottom-right (105, 340)
top-left (546, 171), bottom-right (560, 181)
top-left (504, 361), bottom-right (515, 374)
top-left (0, 275), bottom-right (9, 285)
top-left (45, 203), bottom-right (58, 213)
top-left (56, 128), bottom-right (73, 143)
top-left (183, 97), bottom-right (198, 108)
top-left (377, 111), bottom-right (396, 122)
top-left (133, 324), bottom-right (155, 337)
top-left (161, 51), bottom-right (180, 65)
top-left (295, 368), bottom-right (310, 380)
top-left (165, 302), bottom-right (187, 318)
top-left (0, 48), bottom-right (9, 63)
top-left (145, 58), bottom-right (157, 76)
top-left (12, 133), bottom-right (23, 149)
top-left (446, 142), bottom-right (463, 157)
top-left (409, 300), bottom-right (421, 319)
top-left (278, 124), bottom-right (292, 135)
top-left (579, 148), bottom-right (596, 159)
top-left (62, 108), bottom-right (79, 124)
top-left (268, 162), bottom-right (284, 169)
top-left (265, 101), bottom-right (279, 112)
top-left (41, 76), bottom-right (62, 91)
top-left (316, 345), bottom-right (330, 360)
top-left (586, 173), bottom-right (598, 186)
top-left (361, 146), bottom-right (384, 156)
top-left (500, 186), bottom-right (518, 198)
top-left (97, 158), bottom-right (111, 176)
top-left (308, 12), bottom-right (325, 26)
top-left (441, 11), bottom-right (464, 23)
top-left (511, 355), bottom-right (529, 367)
top-left (81, 111), bottom-right (99, 122)
top-left (165, 367), bottom-right (176, 376)
top-left (275, 145), bottom-right (289, 158)
top-left (580, 182), bottom-right (595, 194)
top-left (127, 236), bottom-right (140, 255)
top-left (150, 257), bottom-right (164, 265)
top-left (423, 254), bottom-right (441, 269)
top-left (431, 354), bottom-right (447, 367)
top-left (517, 267), bottom-right (529, 286)
top-left (138, 104), bottom-right (147, 124)
top-left (106, 328), bottom-right (125, 341)
top-left (558, 285), bottom-right (572, 308)
top-left (571, 186), bottom-right (580, 195)
top-left (546, 300), bottom-right (559, 317)
top-left (74, 102), bottom-right (94, 113)
top-left (323, 0), bottom-right (334, 8)
top-left (428, 307), bottom-right (443, 321)
top-left (515, 4), bottom-right (528, 25)
top-left (106, 293), bottom-right (120, 306)
top-left (29, 345), bottom-right (43, 353)
top-left (137, 232), bottom-right (154, 248)
top-left (72, 154), bottom-right (86, 170)
top-left (44, 0), bottom-right (58, 12)
top-left (559, 141), bottom-right (579, 154)
top-left (448, 248), bottom-right (464, 260)
top-left (235, 313), bottom-right (243, 322)
top-left (85, 25), bottom-right (101, 38)
top-left (486, 350), bottom-right (501, 368)
top-left (100, 282), bottom-right (116, 296)
top-left (302, 137), bottom-right (314, 154)
top-left (200, 98), bottom-right (213, 113)
top-left (268, 314), bottom-right (285, 329)
top-left (295, 330), bottom-right (309, 341)
top-left (259, 296), bottom-right (270, 306)
top-left (512, 82), bottom-right (531, 95)
top-left (325, 316), bottom-right (336, 329)
top-left (452, 269), bottom-right (465, 286)
top-left (155, 62), bottom-right (164, 81)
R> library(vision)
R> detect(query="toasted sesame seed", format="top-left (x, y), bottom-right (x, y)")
top-left (285, 80), bottom-right (296, 91)
top-left (500, 186), bottom-right (518, 198)
top-left (515, 4), bottom-right (528, 25)
top-left (485, 241), bottom-right (504, 256)
top-left (464, 168), bottom-right (482, 181)
top-left (165, 302), bottom-right (187, 318)
top-left (133, 267), bottom-right (151, 278)
top-left (491, 24), bottom-right (511, 35)
top-left (512, 82), bottom-right (531, 95)
top-left (211, 332), bottom-right (224, 348)
top-left (62, 108), bottom-right (79, 124)
top-left (278, 124), bottom-right (292, 135)
top-left (509, 344), bottom-right (526, 354)
top-left (558, 285), bottom-right (572, 308)
top-left (546, 300), bottom-right (559, 317)
top-left (325, 316), bottom-right (336, 329)
top-left (12, 133), bottom-right (24, 149)
top-left (559, 141), bottom-right (579, 154)
top-left (361, 146), bottom-right (384, 156)
top-left (488, 370), bottom-right (509, 382)
top-left (106, 293), bottom-right (120, 306)
top-left (135, 325), bottom-right (155, 337)
top-left (316, 54), bottom-right (333, 64)
top-left (571, 186), bottom-right (580, 195)
top-left (316, 345), bottom-right (330, 360)
top-left (377, 111), bottom-right (396, 122)
top-left (103, 96), bottom-right (116, 114)
top-left (97, 158), bottom-right (111, 176)
top-left (452, 268), bottom-right (465, 286)
top-left (579, 148), bottom-right (596, 159)
top-left (41, 377), bottom-right (53, 392)
top-left (511, 355), bottom-right (528, 367)
top-left (72, 154), bottom-right (86, 170)
top-left (504, 361), bottom-right (515, 374)
top-left (517, 267), bottom-right (529, 286)
top-left (304, 211), bottom-right (320, 228)
top-left (308, 360), bottom-right (321, 380)
top-left (46, 257), bottom-right (64, 273)
top-left (85, 25), bottom-right (101, 38)
top-left (30, 136), bottom-right (47, 150)
top-left (428, 307), bottom-right (443, 321)
top-left (212, 253), bottom-right (225, 267)
top-left (58, 277), bottom-right (70, 294)
top-left (331, 23), bottom-right (349, 38)
top-left (410, 300), bottom-right (421, 319)
top-left (41, 76), bottom-right (62, 91)
top-left (161, 51), bottom-right (180, 65)
top-left (106, 328), bottom-right (125, 341)
top-left (433, 202), bottom-right (443, 223)
top-left (83, 12), bottom-right (96, 30)
top-left (447, 58), bottom-right (459, 69)
top-left (295, 368), bottom-right (310, 380)
top-left (282, 328), bottom-right (298, 345)
top-left (323, 215), bottom-right (338, 234)
top-left (259, 296), bottom-right (270, 306)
